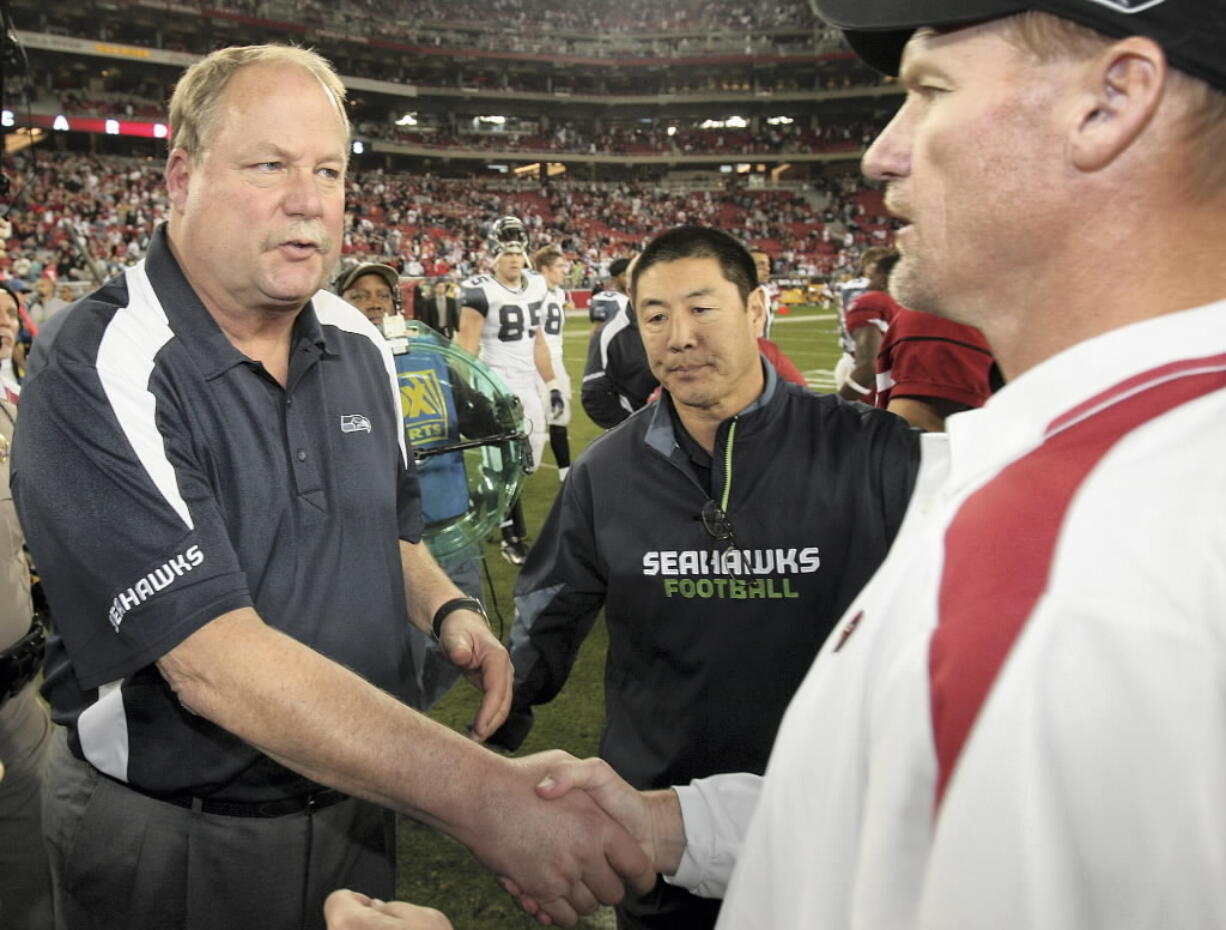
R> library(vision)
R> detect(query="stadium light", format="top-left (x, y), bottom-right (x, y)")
top-left (700, 116), bottom-right (748, 130)
top-left (515, 162), bottom-right (566, 177)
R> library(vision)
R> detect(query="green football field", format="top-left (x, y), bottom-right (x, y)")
top-left (397, 305), bottom-right (844, 926)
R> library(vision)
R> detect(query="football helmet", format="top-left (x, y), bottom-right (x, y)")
top-left (489, 215), bottom-right (529, 254)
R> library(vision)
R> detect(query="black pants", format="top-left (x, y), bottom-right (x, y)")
top-left (42, 730), bottom-right (394, 930)
top-left (616, 877), bottom-right (723, 930)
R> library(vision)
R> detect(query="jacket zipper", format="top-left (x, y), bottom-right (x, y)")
top-left (719, 418), bottom-right (737, 513)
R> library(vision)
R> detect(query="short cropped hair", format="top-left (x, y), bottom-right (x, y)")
top-left (631, 226), bottom-right (757, 305)
top-left (998, 11), bottom-right (1226, 193)
top-left (169, 44), bottom-right (349, 163)
top-left (877, 251), bottom-right (901, 277)
top-left (859, 245), bottom-right (893, 276)
top-left (533, 246), bottom-right (566, 270)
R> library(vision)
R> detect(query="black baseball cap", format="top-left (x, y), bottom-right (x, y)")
top-left (334, 262), bottom-right (399, 295)
top-left (608, 258), bottom-right (631, 278)
top-left (815, 0), bottom-right (1226, 91)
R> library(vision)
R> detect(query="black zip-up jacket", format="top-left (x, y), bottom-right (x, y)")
top-left (580, 302), bottom-right (658, 428)
top-left (490, 363), bottom-right (921, 790)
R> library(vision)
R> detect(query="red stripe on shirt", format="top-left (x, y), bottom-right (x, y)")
top-left (930, 358), bottom-right (1226, 807)
top-left (1047, 353), bottom-right (1226, 434)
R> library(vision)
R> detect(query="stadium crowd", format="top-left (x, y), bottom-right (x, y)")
top-left (24, 0), bottom-right (835, 61)
top-left (0, 153), bottom-right (894, 291)
top-left (360, 115), bottom-right (885, 159)
top-left (116, 0), bottom-right (820, 38)
top-left (37, 78), bottom-right (889, 162)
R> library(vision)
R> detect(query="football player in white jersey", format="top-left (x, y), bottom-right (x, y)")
top-left (457, 216), bottom-right (559, 564)
top-left (533, 245), bottom-right (572, 483)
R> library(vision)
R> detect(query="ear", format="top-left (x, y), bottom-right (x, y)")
top-left (164, 147), bottom-right (194, 213)
top-left (1070, 36), bottom-right (1167, 173)
top-left (747, 284), bottom-right (767, 335)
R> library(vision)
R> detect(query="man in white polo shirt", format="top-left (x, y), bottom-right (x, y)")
top-left (522, 3), bottom-right (1226, 928)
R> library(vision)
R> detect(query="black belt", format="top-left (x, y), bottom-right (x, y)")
top-left (129, 782), bottom-right (348, 819)
top-left (0, 622), bottom-right (45, 708)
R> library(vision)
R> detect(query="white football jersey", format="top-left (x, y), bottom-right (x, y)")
top-left (540, 283), bottom-right (567, 363)
top-left (461, 269), bottom-right (550, 377)
top-left (837, 275), bottom-right (869, 356)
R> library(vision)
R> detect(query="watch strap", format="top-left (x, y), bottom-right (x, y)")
top-left (431, 597), bottom-right (487, 640)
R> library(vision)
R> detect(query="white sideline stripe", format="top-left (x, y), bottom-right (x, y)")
top-left (98, 262), bottom-right (191, 529)
top-left (805, 367), bottom-right (838, 390)
top-left (772, 312), bottom-right (837, 325)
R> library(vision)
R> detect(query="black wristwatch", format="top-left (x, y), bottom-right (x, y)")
top-left (431, 597), bottom-right (488, 640)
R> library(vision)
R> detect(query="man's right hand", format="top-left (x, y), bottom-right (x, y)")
top-left (457, 750), bottom-right (655, 926)
top-left (499, 757), bottom-right (690, 922)
top-left (533, 757), bottom-right (687, 879)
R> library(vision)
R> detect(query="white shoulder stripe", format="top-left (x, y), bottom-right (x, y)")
top-left (97, 261), bottom-right (192, 529)
top-left (313, 291), bottom-right (409, 467)
top-left (598, 308), bottom-right (631, 368)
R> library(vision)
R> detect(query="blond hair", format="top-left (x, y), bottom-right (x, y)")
top-left (168, 44), bottom-right (349, 162)
top-left (532, 246), bottom-right (566, 270)
top-left (998, 11), bottom-right (1226, 192)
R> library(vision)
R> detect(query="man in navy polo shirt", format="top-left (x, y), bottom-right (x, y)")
top-left (12, 44), bottom-right (650, 930)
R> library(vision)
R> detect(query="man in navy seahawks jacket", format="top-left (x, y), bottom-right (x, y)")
top-left (490, 226), bottom-right (922, 929)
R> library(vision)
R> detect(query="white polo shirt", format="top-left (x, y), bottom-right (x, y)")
top-left (673, 299), bottom-right (1226, 930)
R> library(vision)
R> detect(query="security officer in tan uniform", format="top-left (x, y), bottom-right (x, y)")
top-left (0, 280), bottom-right (54, 929)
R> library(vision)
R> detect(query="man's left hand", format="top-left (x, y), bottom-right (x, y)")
top-left (437, 610), bottom-right (512, 740)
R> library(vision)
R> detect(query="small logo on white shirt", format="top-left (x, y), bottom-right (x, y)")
top-left (340, 414), bottom-right (372, 433)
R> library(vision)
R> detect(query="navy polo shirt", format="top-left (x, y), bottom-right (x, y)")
top-left (13, 225), bottom-right (423, 800)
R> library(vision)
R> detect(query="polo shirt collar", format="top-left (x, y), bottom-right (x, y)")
top-left (142, 223), bottom-right (332, 380)
top-left (944, 299), bottom-right (1226, 493)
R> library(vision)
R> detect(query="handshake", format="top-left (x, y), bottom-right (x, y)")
top-left (460, 750), bottom-right (684, 927)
